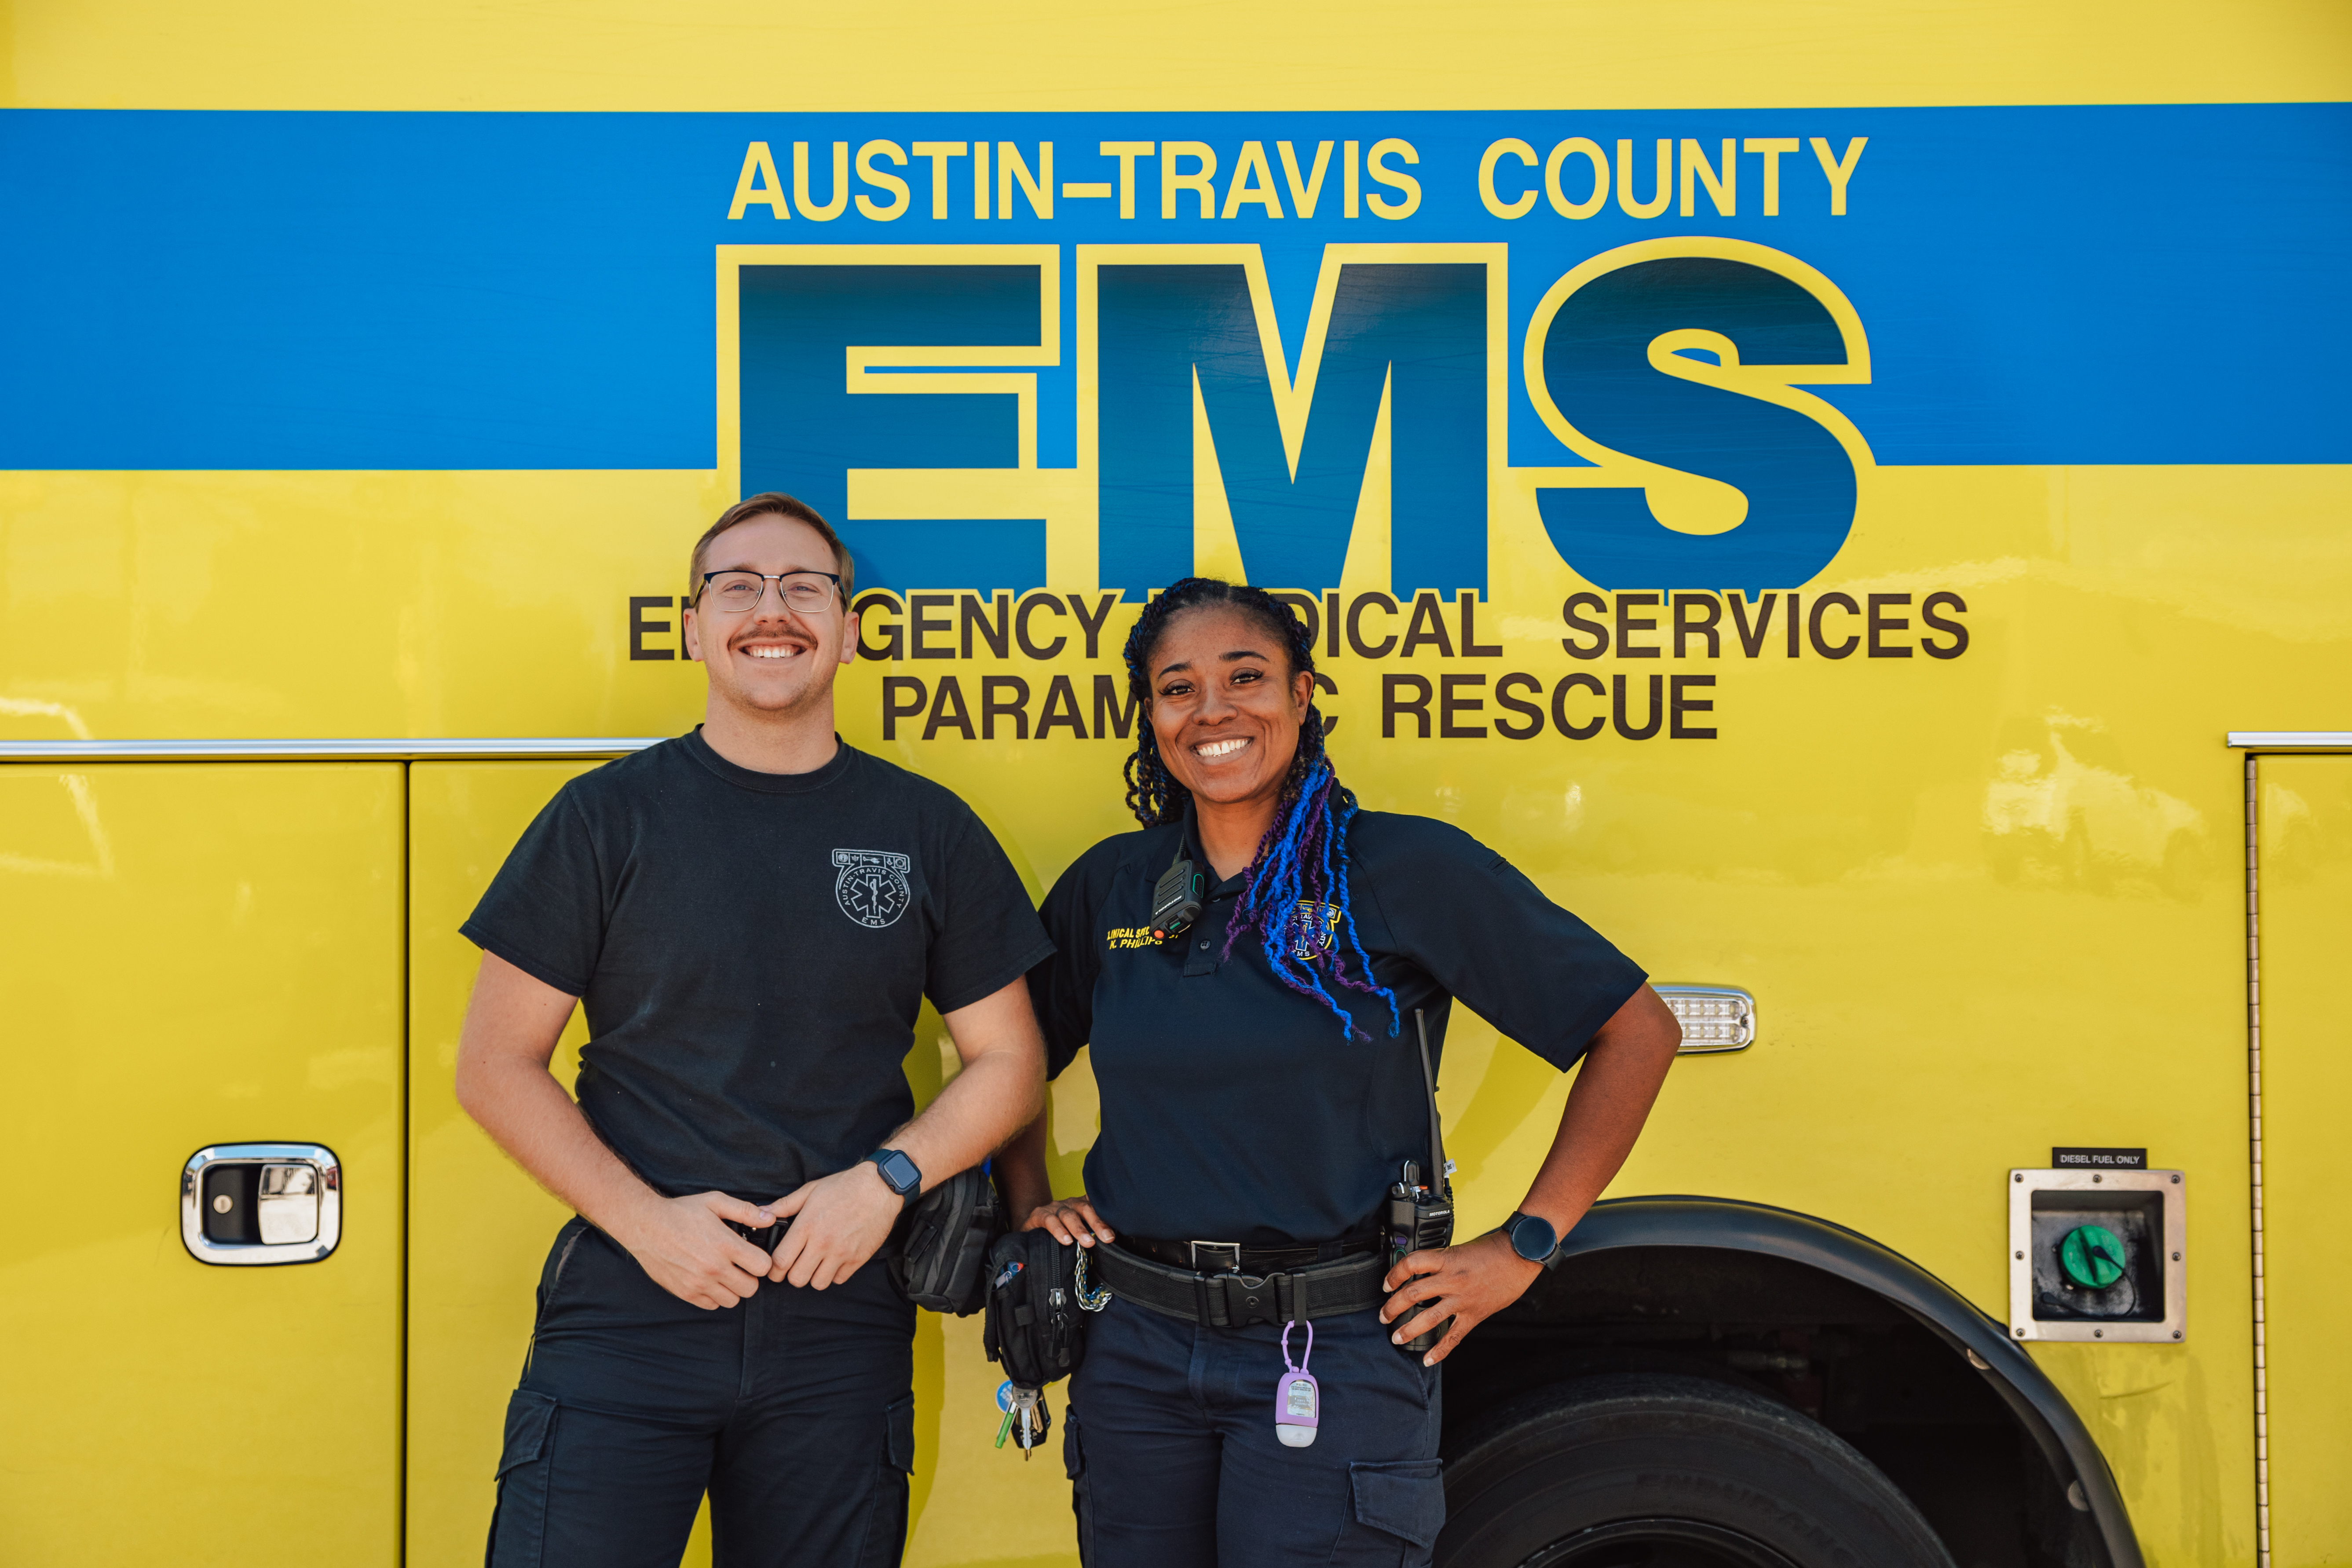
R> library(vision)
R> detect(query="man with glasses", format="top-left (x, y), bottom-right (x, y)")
top-left (455, 492), bottom-right (1052, 1568)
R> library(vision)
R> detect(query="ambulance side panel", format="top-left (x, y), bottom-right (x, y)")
top-left (2256, 756), bottom-right (2352, 1565)
top-left (403, 762), bottom-right (601, 1566)
top-left (0, 764), bottom-right (403, 1564)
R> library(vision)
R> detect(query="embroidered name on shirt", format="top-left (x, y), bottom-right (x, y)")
top-left (1105, 926), bottom-right (1160, 951)
top-left (833, 849), bottom-right (913, 928)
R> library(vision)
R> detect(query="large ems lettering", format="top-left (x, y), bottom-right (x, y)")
top-left (735, 246), bottom-right (1862, 600)
top-left (739, 263), bottom-right (1047, 592)
top-left (1527, 245), bottom-right (1871, 593)
top-left (1097, 261), bottom-right (1485, 600)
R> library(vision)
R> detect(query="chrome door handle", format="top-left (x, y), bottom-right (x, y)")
top-left (180, 1144), bottom-right (342, 1265)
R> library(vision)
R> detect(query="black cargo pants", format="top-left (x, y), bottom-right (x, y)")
top-left (1063, 1295), bottom-right (1446, 1567)
top-left (488, 1216), bottom-right (916, 1568)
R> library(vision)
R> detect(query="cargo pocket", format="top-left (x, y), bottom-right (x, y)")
top-left (484, 1389), bottom-right (559, 1568)
top-left (884, 1391), bottom-right (917, 1475)
top-left (1331, 1458), bottom-right (1446, 1567)
top-left (856, 1392), bottom-right (916, 1568)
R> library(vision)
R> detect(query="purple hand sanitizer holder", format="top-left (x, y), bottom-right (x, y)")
top-left (1275, 1320), bottom-right (1320, 1448)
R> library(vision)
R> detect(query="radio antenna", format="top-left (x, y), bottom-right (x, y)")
top-left (1414, 1009), bottom-right (1448, 1199)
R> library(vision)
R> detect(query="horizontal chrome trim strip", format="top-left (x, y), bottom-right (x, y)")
top-left (15, 731), bottom-right (2336, 760)
top-left (0, 738), bottom-right (664, 762)
top-left (2227, 732), bottom-right (2352, 751)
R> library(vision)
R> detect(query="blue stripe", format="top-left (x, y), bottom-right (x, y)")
top-left (0, 105), bottom-right (2345, 470)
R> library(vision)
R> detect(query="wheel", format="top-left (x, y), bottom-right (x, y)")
top-left (1437, 1373), bottom-right (1957, 1568)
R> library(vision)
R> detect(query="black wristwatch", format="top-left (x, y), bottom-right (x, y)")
top-left (1500, 1210), bottom-right (1562, 1267)
top-left (865, 1148), bottom-right (923, 1206)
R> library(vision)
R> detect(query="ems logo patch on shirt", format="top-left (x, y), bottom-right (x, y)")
top-left (831, 849), bottom-right (913, 928)
top-left (1288, 900), bottom-right (1342, 962)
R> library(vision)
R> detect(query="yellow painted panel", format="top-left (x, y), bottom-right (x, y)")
top-left (4, 0), bottom-right (2344, 110)
top-left (0, 469), bottom-right (726, 745)
top-left (0, 763), bottom-right (402, 1565)
top-left (4, 463), bottom-right (2349, 748)
top-left (2259, 756), bottom-right (2352, 1568)
top-left (404, 760), bottom-right (598, 1568)
top-left (404, 761), bottom-right (1098, 1566)
top-left (9, 455), bottom-right (2323, 1562)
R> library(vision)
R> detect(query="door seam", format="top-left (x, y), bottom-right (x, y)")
top-left (398, 757), bottom-right (411, 1568)
top-left (2244, 752), bottom-right (2269, 1568)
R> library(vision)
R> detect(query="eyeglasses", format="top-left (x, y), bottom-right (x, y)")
top-left (696, 570), bottom-right (843, 615)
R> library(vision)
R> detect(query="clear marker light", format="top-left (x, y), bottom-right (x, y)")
top-left (1653, 986), bottom-right (1757, 1053)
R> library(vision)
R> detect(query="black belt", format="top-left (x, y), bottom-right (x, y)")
top-left (1094, 1239), bottom-right (1387, 1329)
top-left (1121, 1234), bottom-right (1382, 1273)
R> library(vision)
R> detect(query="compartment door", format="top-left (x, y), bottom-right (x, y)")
top-left (405, 762), bottom-right (616, 1565)
top-left (0, 763), bottom-right (402, 1566)
top-left (2259, 754), bottom-right (2352, 1564)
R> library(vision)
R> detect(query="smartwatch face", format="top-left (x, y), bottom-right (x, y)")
top-left (876, 1150), bottom-right (921, 1195)
top-left (1509, 1214), bottom-right (1558, 1262)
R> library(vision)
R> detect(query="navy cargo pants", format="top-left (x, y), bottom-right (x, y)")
top-left (487, 1216), bottom-right (916, 1568)
top-left (1063, 1295), bottom-right (1446, 1567)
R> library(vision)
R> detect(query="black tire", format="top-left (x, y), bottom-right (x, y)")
top-left (1437, 1374), bottom-right (1957, 1568)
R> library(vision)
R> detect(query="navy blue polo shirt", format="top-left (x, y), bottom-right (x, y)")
top-left (1028, 810), bottom-right (1647, 1246)
top-left (462, 732), bottom-right (1052, 1203)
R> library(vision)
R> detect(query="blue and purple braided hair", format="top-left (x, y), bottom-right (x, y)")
top-left (1121, 578), bottom-right (1400, 1041)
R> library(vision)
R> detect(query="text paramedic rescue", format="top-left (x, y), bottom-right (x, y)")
top-left (627, 589), bottom-right (1968, 744)
top-left (724, 136), bottom-right (1869, 223)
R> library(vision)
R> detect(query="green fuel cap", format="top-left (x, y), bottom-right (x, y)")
top-left (2059, 1224), bottom-right (2128, 1290)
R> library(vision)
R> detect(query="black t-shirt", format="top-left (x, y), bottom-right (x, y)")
top-left (461, 731), bottom-right (1053, 1201)
top-left (1028, 811), bottom-right (1647, 1245)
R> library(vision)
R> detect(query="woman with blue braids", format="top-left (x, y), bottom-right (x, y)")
top-left (1000, 578), bottom-right (1680, 1568)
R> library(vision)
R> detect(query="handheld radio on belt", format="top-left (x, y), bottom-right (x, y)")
top-left (1387, 1009), bottom-right (1456, 1355)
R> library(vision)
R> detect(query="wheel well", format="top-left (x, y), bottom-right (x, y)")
top-left (1441, 1243), bottom-right (2110, 1568)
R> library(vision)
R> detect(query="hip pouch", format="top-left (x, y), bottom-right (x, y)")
top-left (981, 1228), bottom-right (1093, 1387)
top-left (890, 1164), bottom-right (1006, 1316)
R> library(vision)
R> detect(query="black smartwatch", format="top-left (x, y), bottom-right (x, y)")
top-left (1500, 1210), bottom-right (1562, 1267)
top-left (865, 1148), bottom-right (923, 1206)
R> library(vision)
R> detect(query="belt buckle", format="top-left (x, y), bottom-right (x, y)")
top-left (1218, 1272), bottom-right (1285, 1328)
top-left (1189, 1240), bottom-right (1241, 1274)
